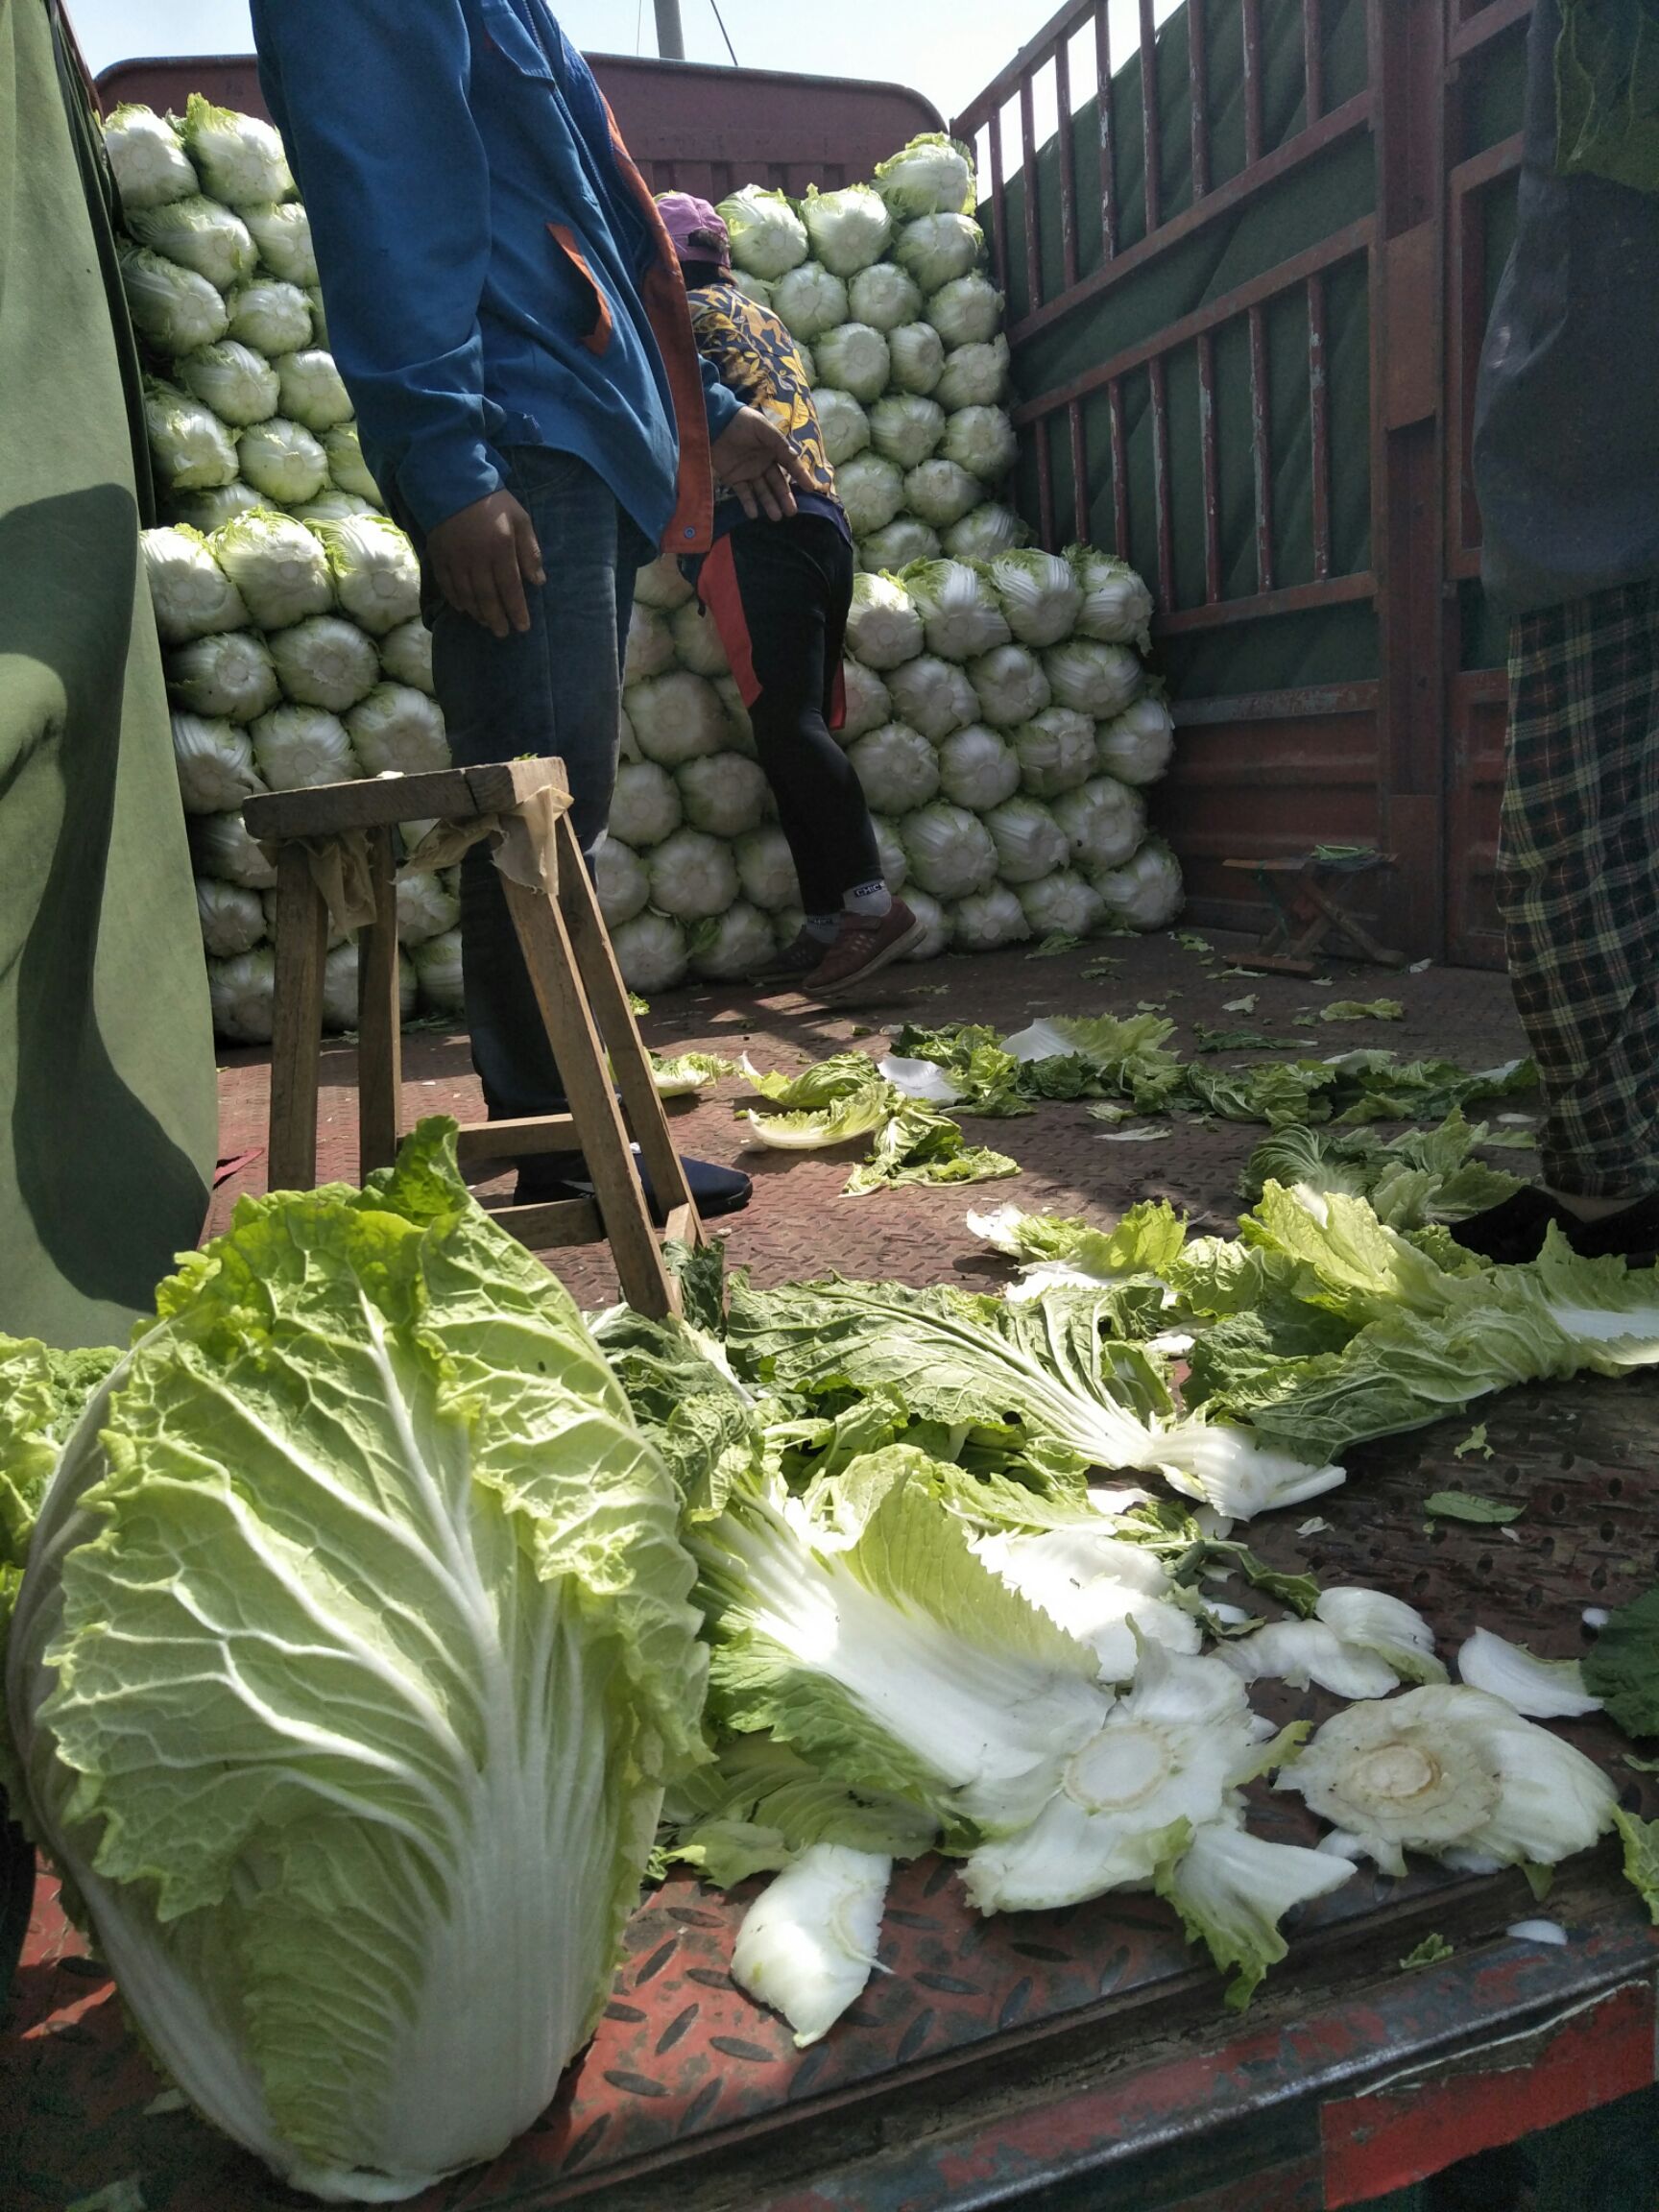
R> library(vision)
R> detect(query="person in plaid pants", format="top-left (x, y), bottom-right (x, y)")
top-left (1459, 0), bottom-right (1659, 1266)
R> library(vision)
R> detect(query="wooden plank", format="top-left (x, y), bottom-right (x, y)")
top-left (244, 757), bottom-right (566, 842)
top-left (554, 810), bottom-right (705, 1253)
top-left (266, 843), bottom-right (328, 1191)
top-left (355, 825), bottom-right (402, 1177)
top-left (501, 867), bottom-right (681, 1318)
top-left (454, 1113), bottom-right (580, 1166)
top-left (663, 1203), bottom-right (699, 1248)
top-left (483, 1196), bottom-right (606, 1250)
top-left (465, 757), bottom-right (571, 814)
top-left (246, 767), bottom-right (479, 841)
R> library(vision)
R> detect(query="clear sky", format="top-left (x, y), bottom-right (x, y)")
top-left (68, 0), bottom-right (1180, 132)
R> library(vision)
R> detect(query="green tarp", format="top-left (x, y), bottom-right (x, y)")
top-left (0, 0), bottom-right (216, 1346)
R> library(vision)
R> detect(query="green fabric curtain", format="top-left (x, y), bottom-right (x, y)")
top-left (0, 0), bottom-right (217, 1346)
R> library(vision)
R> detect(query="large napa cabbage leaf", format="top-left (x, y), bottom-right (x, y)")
top-left (727, 1275), bottom-right (1344, 1517)
top-left (4, 1121), bottom-right (707, 2205)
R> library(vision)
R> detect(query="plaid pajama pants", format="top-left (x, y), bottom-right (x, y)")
top-left (1496, 578), bottom-right (1659, 1197)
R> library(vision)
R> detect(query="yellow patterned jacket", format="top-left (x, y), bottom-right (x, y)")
top-left (686, 279), bottom-right (842, 518)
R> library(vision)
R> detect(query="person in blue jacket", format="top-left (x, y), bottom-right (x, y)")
top-left (251, 0), bottom-right (807, 1214)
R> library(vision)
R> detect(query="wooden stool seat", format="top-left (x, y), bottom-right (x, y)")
top-left (1222, 847), bottom-right (1406, 976)
top-left (244, 758), bottom-right (704, 1318)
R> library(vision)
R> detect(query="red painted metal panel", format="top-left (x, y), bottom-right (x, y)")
top-left (1322, 1980), bottom-right (1659, 2206)
top-left (1163, 685), bottom-right (1385, 931)
top-left (92, 53), bottom-right (945, 194)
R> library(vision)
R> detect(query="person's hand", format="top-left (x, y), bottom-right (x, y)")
top-left (427, 490), bottom-right (545, 638)
top-left (711, 407), bottom-right (815, 521)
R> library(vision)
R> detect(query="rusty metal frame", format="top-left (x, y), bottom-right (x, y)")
top-left (956, 0), bottom-right (1535, 966)
top-left (1009, 216), bottom-right (1375, 609)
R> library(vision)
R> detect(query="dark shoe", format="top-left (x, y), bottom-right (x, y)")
top-left (804, 901), bottom-right (926, 998)
top-left (1451, 1186), bottom-right (1659, 1269)
top-left (513, 1146), bottom-right (752, 1219)
top-left (1448, 1188), bottom-right (1571, 1265)
top-left (1561, 1192), bottom-right (1659, 1269)
top-left (752, 926), bottom-right (828, 986)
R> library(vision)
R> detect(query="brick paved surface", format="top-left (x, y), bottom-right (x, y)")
top-left (212, 930), bottom-right (1530, 1307)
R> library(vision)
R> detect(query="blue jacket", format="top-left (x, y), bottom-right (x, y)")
top-left (251, 0), bottom-right (740, 544)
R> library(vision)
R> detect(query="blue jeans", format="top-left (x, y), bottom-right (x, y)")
top-left (412, 447), bottom-right (651, 1120)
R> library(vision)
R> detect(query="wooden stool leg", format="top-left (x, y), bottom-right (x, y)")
top-left (267, 844), bottom-right (328, 1190)
top-left (356, 824), bottom-right (403, 1176)
top-left (498, 872), bottom-right (680, 1319)
top-left (554, 813), bottom-right (705, 1250)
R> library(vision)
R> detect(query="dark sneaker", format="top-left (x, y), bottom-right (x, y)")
top-left (1451, 1187), bottom-right (1659, 1269)
top-left (513, 1146), bottom-right (752, 1219)
top-left (1563, 1193), bottom-right (1659, 1269)
top-left (803, 901), bottom-right (926, 998)
top-left (751, 926), bottom-right (827, 986)
top-left (1448, 1188), bottom-right (1569, 1265)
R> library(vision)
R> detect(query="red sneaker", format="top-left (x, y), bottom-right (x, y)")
top-left (803, 901), bottom-right (926, 998)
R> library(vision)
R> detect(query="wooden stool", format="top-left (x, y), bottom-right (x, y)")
top-left (1222, 848), bottom-right (1406, 976)
top-left (243, 757), bottom-right (705, 1319)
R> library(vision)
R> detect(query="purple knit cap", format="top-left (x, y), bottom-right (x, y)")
top-left (657, 191), bottom-right (732, 271)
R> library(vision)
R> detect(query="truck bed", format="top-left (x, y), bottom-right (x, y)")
top-left (9, 932), bottom-right (1659, 2212)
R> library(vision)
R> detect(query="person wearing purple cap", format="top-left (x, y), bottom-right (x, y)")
top-left (660, 193), bottom-right (924, 998)
top-left (250, 0), bottom-right (813, 1218)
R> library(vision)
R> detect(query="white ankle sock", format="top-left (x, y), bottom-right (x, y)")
top-left (844, 879), bottom-right (893, 919)
top-left (805, 913), bottom-right (840, 944)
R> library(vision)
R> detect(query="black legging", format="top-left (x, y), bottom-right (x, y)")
top-left (696, 512), bottom-right (880, 915)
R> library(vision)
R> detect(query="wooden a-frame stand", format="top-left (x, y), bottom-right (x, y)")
top-left (244, 758), bottom-right (705, 1319)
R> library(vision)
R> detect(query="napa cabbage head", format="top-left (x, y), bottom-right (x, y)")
top-left (873, 134), bottom-right (977, 219)
top-left (3, 1120), bottom-right (707, 2205)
